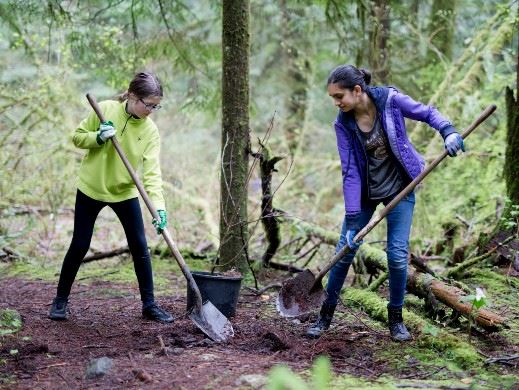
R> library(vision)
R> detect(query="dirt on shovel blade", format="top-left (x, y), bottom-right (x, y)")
top-left (189, 301), bottom-right (234, 342)
top-left (276, 270), bottom-right (327, 317)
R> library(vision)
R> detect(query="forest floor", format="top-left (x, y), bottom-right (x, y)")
top-left (1, 208), bottom-right (518, 389)
top-left (1, 272), bottom-right (518, 389)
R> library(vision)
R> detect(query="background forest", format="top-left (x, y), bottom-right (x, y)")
top-left (0, 0), bottom-right (518, 389)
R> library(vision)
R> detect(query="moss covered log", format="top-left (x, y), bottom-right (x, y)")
top-left (343, 288), bottom-right (480, 368)
top-left (355, 245), bottom-right (506, 329)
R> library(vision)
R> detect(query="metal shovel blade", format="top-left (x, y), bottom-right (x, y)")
top-left (276, 270), bottom-right (327, 317)
top-left (189, 301), bottom-right (234, 342)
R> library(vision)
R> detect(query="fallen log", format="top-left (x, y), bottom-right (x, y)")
top-left (82, 247), bottom-right (130, 263)
top-left (282, 216), bottom-right (339, 246)
top-left (267, 261), bottom-right (303, 273)
top-left (0, 246), bottom-right (22, 261)
top-left (356, 245), bottom-right (507, 330)
top-left (407, 268), bottom-right (506, 330)
top-left (445, 236), bottom-right (515, 278)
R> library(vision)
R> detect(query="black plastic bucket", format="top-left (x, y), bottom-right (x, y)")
top-left (186, 271), bottom-right (243, 318)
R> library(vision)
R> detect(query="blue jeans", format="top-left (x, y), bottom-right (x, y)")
top-left (325, 192), bottom-right (415, 309)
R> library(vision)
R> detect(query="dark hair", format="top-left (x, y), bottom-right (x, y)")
top-left (327, 64), bottom-right (371, 91)
top-left (117, 71), bottom-right (163, 102)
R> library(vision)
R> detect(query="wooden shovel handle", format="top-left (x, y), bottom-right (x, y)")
top-left (314, 104), bottom-right (497, 285)
top-left (85, 93), bottom-right (203, 309)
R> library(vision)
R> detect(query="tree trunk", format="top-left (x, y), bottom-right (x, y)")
top-left (479, 11), bottom-right (518, 261)
top-left (427, 0), bottom-right (457, 63)
top-left (220, 0), bottom-right (250, 272)
top-left (355, 0), bottom-right (368, 66)
top-left (279, 0), bottom-right (311, 156)
top-left (368, 0), bottom-right (390, 83)
top-left (505, 86), bottom-right (519, 205)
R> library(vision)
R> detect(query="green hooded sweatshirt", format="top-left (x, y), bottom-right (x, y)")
top-left (73, 100), bottom-right (165, 210)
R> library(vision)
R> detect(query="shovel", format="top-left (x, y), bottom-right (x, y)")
top-left (276, 105), bottom-right (497, 318)
top-left (86, 94), bottom-right (233, 342)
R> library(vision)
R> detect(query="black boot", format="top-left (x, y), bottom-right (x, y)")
top-left (387, 306), bottom-right (411, 341)
top-left (48, 297), bottom-right (68, 320)
top-left (305, 303), bottom-right (336, 339)
top-left (142, 303), bottom-right (174, 323)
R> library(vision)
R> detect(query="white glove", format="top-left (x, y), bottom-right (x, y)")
top-left (96, 121), bottom-right (116, 145)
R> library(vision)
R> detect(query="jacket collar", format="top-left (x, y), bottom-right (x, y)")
top-left (121, 100), bottom-right (146, 123)
top-left (337, 86), bottom-right (389, 130)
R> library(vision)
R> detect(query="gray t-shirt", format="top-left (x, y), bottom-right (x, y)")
top-left (356, 115), bottom-right (404, 200)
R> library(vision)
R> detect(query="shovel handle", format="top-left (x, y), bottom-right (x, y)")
top-left (85, 93), bottom-right (204, 310)
top-left (313, 104), bottom-right (497, 286)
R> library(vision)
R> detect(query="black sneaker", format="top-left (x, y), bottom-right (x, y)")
top-left (142, 304), bottom-right (174, 323)
top-left (48, 297), bottom-right (68, 320)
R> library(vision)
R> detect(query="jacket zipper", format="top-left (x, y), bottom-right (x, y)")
top-left (121, 115), bottom-right (131, 136)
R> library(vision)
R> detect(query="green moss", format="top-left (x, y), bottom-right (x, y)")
top-left (1, 259), bottom-right (60, 281)
top-left (464, 268), bottom-right (519, 346)
top-left (334, 375), bottom-right (395, 389)
top-left (0, 252), bottom-right (231, 299)
top-left (0, 309), bottom-right (22, 337)
top-left (343, 289), bottom-right (480, 368)
top-left (466, 268), bottom-right (519, 292)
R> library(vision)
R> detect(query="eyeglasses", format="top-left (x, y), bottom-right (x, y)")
top-left (139, 98), bottom-right (162, 111)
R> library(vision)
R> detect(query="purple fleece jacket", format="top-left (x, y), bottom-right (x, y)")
top-left (334, 86), bottom-right (456, 219)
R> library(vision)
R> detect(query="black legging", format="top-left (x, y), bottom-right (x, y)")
top-left (56, 190), bottom-right (154, 307)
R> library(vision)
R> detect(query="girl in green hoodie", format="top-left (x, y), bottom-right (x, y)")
top-left (49, 72), bottom-right (173, 323)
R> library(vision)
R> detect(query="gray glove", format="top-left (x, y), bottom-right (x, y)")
top-left (444, 132), bottom-right (465, 157)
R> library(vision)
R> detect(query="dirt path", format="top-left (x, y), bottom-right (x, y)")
top-left (0, 277), bottom-right (417, 389)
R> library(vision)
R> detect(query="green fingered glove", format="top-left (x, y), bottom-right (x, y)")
top-left (152, 209), bottom-right (167, 234)
top-left (96, 121), bottom-right (116, 145)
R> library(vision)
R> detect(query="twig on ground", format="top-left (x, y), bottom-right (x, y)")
top-left (157, 335), bottom-right (169, 356)
top-left (400, 366), bottom-right (445, 380)
top-left (446, 236), bottom-right (515, 278)
top-left (301, 247), bottom-right (319, 268)
top-left (267, 261), bottom-right (303, 273)
top-left (37, 362), bottom-right (69, 370)
top-left (339, 299), bottom-right (386, 337)
top-left (484, 354), bottom-right (519, 365)
top-left (77, 270), bottom-right (118, 281)
top-left (243, 283), bottom-right (282, 295)
top-left (293, 241), bottom-right (322, 262)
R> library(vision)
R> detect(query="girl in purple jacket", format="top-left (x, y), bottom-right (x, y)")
top-left (306, 64), bottom-right (464, 341)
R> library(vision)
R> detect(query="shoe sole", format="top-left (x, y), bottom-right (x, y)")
top-left (390, 335), bottom-right (412, 342)
top-left (142, 315), bottom-right (174, 323)
top-left (48, 315), bottom-right (67, 321)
